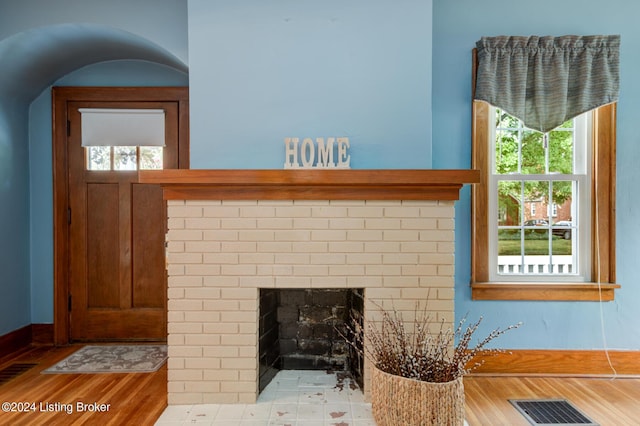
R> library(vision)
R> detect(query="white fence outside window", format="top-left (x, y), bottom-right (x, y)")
top-left (498, 255), bottom-right (574, 275)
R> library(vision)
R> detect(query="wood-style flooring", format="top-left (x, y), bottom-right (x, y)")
top-left (1, 345), bottom-right (639, 425)
top-left (464, 375), bottom-right (640, 425)
top-left (0, 345), bottom-right (166, 426)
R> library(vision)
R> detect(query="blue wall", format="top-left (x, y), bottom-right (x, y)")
top-left (434, 0), bottom-right (640, 349)
top-left (0, 104), bottom-right (31, 335)
top-left (2, 0), bottom-right (639, 351)
top-left (188, 0), bottom-right (433, 169)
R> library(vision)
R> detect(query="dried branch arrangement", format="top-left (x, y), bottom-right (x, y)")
top-left (340, 301), bottom-right (521, 383)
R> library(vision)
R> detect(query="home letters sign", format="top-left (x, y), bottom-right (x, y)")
top-left (284, 137), bottom-right (351, 169)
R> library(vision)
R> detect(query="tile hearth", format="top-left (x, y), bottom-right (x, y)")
top-left (155, 370), bottom-right (375, 425)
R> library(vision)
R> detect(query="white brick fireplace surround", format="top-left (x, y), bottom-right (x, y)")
top-left (138, 169), bottom-right (479, 405)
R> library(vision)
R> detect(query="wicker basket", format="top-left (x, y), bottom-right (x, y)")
top-left (371, 365), bottom-right (465, 426)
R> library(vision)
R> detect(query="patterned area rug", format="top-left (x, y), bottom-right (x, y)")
top-left (42, 345), bottom-right (167, 374)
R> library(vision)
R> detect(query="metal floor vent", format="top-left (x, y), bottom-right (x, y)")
top-left (0, 363), bottom-right (37, 385)
top-left (510, 399), bottom-right (599, 426)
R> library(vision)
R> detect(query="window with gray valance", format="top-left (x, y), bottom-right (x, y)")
top-left (474, 35), bottom-right (620, 133)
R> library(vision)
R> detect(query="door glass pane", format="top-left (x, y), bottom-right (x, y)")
top-left (86, 146), bottom-right (111, 171)
top-left (114, 146), bottom-right (137, 170)
top-left (140, 146), bottom-right (164, 170)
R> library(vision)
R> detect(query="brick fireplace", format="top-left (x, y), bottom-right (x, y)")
top-left (139, 169), bottom-right (479, 405)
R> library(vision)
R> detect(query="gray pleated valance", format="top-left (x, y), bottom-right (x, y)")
top-left (474, 35), bottom-right (620, 133)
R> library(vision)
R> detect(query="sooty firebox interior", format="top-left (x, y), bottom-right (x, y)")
top-left (258, 288), bottom-right (364, 393)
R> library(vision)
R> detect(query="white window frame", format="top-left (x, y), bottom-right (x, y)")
top-left (487, 107), bottom-right (592, 283)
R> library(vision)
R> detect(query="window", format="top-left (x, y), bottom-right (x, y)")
top-left (86, 146), bottom-right (164, 171)
top-left (490, 107), bottom-right (589, 281)
top-left (80, 108), bottom-right (165, 171)
top-left (471, 101), bottom-right (618, 301)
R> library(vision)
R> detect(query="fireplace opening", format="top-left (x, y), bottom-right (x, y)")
top-left (258, 288), bottom-right (364, 393)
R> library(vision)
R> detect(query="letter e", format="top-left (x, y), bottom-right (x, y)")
top-left (337, 137), bottom-right (351, 169)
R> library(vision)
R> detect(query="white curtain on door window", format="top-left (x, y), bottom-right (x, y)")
top-left (79, 109), bottom-right (165, 147)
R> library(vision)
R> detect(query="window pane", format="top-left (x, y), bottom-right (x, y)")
top-left (551, 240), bottom-right (574, 274)
top-left (86, 146), bottom-right (111, 170)
top-left (551, 181), bottom-right (575, 274)
top-left (140, 146), bottom-right (163, 170)
top-left (495, 108), bottom-right (519, 129)
top-left (497, 179), bottom-right (524, 274)
top-left (522, 180), bottom-right (551, 274)
top-left (495, 129), bottom-right (519, 174)
top-left (497, 229), bottom-right (522, 273)
top-left (521, 130), bottom-right (544, 174)
top-left (497, 180), bottom-right (522, 226)
top-left (114, 146), bottom-right (137, 171)
top-left (524, 180), bottom-right (549, 223)
top-left (548, 128), bottom-right (574, 174)
top-left (550, 181), bottom-right (573, 217)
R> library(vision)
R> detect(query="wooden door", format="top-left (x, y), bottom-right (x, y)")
top-left (53, 87), bottom-right (188, 342)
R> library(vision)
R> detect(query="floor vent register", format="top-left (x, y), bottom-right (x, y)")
top-left (510, 399), bottom-right (599, 426)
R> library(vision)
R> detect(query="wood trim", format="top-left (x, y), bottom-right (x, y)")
top-left (471, 101), bottom-right (490, 283)
top-left (0, 325), bottom-right (31, 358)
top-left (31, 324), bottom-right (54, 345)
top-left (138, 169), bottom-right (481, 201)
top-left (471, 282), bottom-right (620, 301)
top-left (178, 96), bottom-right (190, 169)
top-left (0, 324), bottom-right (58, 356)
top-left (593, 103), bottom-right (616, 284)
top-left (471, 349), bottom-right (640, 376)
top-left (52, 86), bottom-right (189, 345)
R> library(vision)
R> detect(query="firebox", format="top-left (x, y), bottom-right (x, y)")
top-left (258, 288), bottom-right (364, 393)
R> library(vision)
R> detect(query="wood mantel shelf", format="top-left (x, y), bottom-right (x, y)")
top-left (138, 169), bottom-right (480, 201)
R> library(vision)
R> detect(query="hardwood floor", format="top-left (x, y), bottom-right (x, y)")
top-left (464, 375), bottom-right (640, 425)
top-left (1, 345), bottom-right (640, 425)
top-left (0, 345), bottom-right (167, 425)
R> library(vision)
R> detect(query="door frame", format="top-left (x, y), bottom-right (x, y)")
top-left (52, 86), bottom-right (189, 345)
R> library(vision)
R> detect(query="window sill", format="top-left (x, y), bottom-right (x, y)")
top-left (471, 282), bottom-right (620, 301)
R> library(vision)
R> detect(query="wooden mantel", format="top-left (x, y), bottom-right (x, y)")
top-left (138, 169), bottom-right (480, 201)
